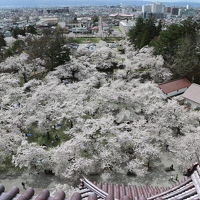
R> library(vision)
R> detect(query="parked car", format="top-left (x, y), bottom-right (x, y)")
top-left (86, 43), bottom-right (96, 50)
top-left (69, 43), bottom-right (79, 49)
top-left (106, 42), bottom-right (117, 48)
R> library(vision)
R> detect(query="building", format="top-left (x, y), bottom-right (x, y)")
top-left (2, 162), bottom-right (200, 200)
top-left (37, 17), bottom-right (58, 26)
top-left (158, 78), bottom-right (191, 98)
top-left (165, 7), bottom-right (171, 13)
top-left (151, 2), bottom-right (165, 14)
top-left (171, 7), bottom-right (179, 16)
top-left (77, 17), bottom-right (92, 29)
top-left (70, 27), bottom-right (89, 33)
top-left (182, 83), bottom-right (200, 108)
top-left (109, 13), bottom-right (134, 20)
top-left (186, 5), bottom-right (191, 9)
top-left (119, 20), bottom-right (135, 35)
top-left (142, 2), bottom-right (165, 19)
top-left (181, 8), bottom-right (196, 17)
top-left (47, 7), bottom-right (69, 14)
top-left (142, 4), bottom-right (152, 13)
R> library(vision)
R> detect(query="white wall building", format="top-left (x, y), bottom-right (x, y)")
top-left (142, 4), bottom-right (152, 13)
top-left (119, 20), bottom-right (135, 35)
top-left (151, 2), bottom-right (165, 14)
top-left (142, 2), bottom-right (165, 14)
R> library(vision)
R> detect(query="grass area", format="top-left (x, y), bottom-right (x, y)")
top-left (115, 57), bottom-right (125, 62)
top-left (29, 70), bottom-right (48, 80)
top-left (26, 121), bottom-right (72, 148)
top-left (103, 37), bottom-right (123, 42)
top-left (70, 37), bottom-right (101, 43)
top-left (69, 37), bottom-right (123, 44)
top-left (134, 68), bottom-right (148, 73)
top-left (113, 26), bottom-right (120, 30)
top-left (80, 149), bottom-right (93, 158)
top-left (113, 26), bottom-right (122, 33)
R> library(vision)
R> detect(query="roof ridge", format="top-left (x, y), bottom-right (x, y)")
top-left (159, 77), bottom-right (190, 86)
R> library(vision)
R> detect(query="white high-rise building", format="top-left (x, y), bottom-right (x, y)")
top-left (142, 2), bottom-right (165, 14)
top-left (186, 4), bottom-right (191, 9)
top-left (142, 4), bottom-right (152, 13)
top-left (151, 2), bottom-right (165, 13)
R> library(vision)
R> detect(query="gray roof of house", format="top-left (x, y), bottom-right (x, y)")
top-left (182, 83), bottom-right (200, 104)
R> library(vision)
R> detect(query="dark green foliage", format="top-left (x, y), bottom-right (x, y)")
top-left (151, 24), bottom-right (184, 61)
top-left (92, 15), bottom-right (99, 25)
top-left (129, 17), bottom-right (200, 83)
top-left (0, 33), bottom-right (6, 49)
top-left (26, 25), bottom-right (37, 34)
top-left (152, 19), bottom-right (199, 61)
top-left (151, 19), bottom-right (200, 82)
top-left (45, 38), bottom-right (70, 71)
top-left (26, 120), bottom-right (72, 147)
top-left (128, 17), bottom-right (161, 49)
top-left (26, 29), bottom-right (70, 71)
top-left (172, 37), bottom-right (200, 82)
top-left (4, 40), bottom-right (25, 57)
top-left (11, 27), bottom-right (26, 39)
top-left (0, 33), bottom-right (6, 62)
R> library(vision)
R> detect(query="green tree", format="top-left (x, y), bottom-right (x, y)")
top-left (11, 27), bottom-right (26, 39)
top-left (0, 33), bottom-right (6, 49)
top-left (151, 19), bottom-right (200, 62)
top-left (92, 15), bottom-right (99, 25)
top-left (45, 38), bottom-right (70, 71)
top-left (172, 37), bottom-right (200, 82)
top-left (0, 33), bottom-right (6, 62)
top-left (26, 25), bottom-right (37, 35)
top-left (26, 30), bottom-right (70, 71)
top-left (4, 40), bottom-right (25, 57)
top-left (128, 17), bottom-right (144, 48)
top-left (128, 17), bottom-right (161, 49)
top-left (151, 24), bottom-right (184, 61)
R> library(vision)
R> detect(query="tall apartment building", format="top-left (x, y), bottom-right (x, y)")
top-left (142, 2), bottom-right (165, 19)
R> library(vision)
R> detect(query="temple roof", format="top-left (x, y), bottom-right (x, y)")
top-left (0, 186), bottom-right (66, 200)
top-left (1, 163), bottom-right (200, 200)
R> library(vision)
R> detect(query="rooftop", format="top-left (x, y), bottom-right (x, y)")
top-left (182, 83), bottom-right (200, 104)
top-left (2, 163), bottom-right (200, 200)
top-left (159, 78), bottom-right (191, 94)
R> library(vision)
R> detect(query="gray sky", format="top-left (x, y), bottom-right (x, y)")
top-left (0, 0), bottom-right (199, 7)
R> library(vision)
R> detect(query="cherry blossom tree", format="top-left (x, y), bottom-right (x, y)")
top-left (0, 40), bottom-right (199, 186)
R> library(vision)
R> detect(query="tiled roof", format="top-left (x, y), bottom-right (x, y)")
top-left (2, 164), bottom-right (200, 200)
top-left (0, 186), bottom-right (66, 200)
top-left (182, 83), bottom-right (200, 104)
top-left (78, 177), bottom-right (188, 200)
top-left (159, 78), bottom-right (191, 94)
top-left (77, 164), bottom-right (200, 200)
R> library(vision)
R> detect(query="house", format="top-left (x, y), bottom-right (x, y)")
top-left (158, 78), bottom-right (191, 98)
top-left (182, 83), bottom-right (200, 108)
top-left (119, 20), bottom-right (135, 35)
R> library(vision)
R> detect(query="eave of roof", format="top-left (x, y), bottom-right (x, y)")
top-left (182, 83), bottom-right (200, 104)
top-left (159, 78), bottom-right (191, 94)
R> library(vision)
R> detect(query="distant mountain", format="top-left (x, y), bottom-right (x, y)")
top-left (0, 0), bottom-right (200, 8)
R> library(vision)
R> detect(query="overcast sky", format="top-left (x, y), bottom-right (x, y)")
top-left (0, 0), bottom-right (199, 7)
